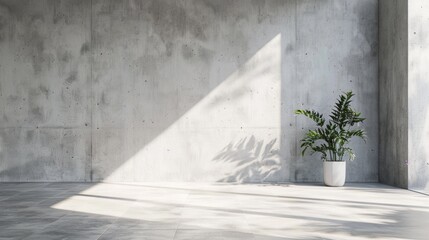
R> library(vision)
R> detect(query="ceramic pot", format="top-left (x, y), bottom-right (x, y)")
top-left (323, 161), bottom-right (346, 187)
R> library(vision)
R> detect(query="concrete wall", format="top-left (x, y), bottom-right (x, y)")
top-left (0, 0), bottom-right (378, 182)
top-left (379, 0), bottom-right (429, 193)
top-left (408, 0), bottom-right (429, 194)
top-left (379, 0), bottom-right (408, 188)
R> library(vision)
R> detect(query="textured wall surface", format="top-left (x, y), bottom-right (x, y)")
top-left (0, 0), bottom-right (378, 182)
top-left (408, 0), bottom-right (429, 194)
top-left (379, 0), bottom-right (408, 188)
top-left (0, 0), bottom-right (92, 181)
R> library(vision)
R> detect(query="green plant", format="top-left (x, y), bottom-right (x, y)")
top-left (295, 91), bottom-right (366, 161)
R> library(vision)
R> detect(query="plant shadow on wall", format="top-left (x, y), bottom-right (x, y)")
top-left (212, 136), bottom-right (281, 183)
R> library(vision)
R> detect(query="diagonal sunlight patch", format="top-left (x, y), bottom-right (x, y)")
top-left (49, 182), bottom-right (422, 234)
top-left (51, 34), bottom-right (283, 224)
top-left (101, 34), bottom-right (283, 182)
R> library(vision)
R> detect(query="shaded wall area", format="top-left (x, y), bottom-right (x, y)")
top-left (0, 0), bottom-right (92, 181)
top-left (379, 0), bottom-right (408, 188)
top-left (290, 0), bottom-right (378, 182)
top-left (0, 0), bottom-right (378, 182)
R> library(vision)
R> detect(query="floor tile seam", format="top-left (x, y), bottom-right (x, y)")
top-left (33, 213), bottom-right (73, 233)
top-left (95, 223), bottom-right (116, 240)
top-left (172, 226), bottom-right (179, 240)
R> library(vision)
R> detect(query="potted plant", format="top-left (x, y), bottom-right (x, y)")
top-left (295, 91), bottom-right (366, 187)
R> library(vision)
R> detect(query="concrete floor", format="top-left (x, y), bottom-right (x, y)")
top-left (0, 183), bottom-right (428, 240)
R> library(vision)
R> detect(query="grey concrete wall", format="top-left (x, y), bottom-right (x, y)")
top-left (408, 0), bottom-right (429, 194)
top-left (379, 0), bottom-right (408, 188)
top-left (0, 0), bottom-right (92, 181)
top-left (0, 0), bottom-right (378, 182)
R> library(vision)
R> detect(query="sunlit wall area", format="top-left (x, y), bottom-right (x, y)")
top-left (0, 0), bottom-right (379, 183)
top-left (408, 0), bottom-right (429, 194)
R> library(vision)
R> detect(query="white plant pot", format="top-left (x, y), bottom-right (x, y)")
top-left (323, 161), bottom-right (346, 187)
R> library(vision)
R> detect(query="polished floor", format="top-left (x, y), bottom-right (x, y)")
top-left (0, 182), bottom-right (428, 240)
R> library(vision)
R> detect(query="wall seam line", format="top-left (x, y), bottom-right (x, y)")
top-left (90, 0), bottom-right (94, 182)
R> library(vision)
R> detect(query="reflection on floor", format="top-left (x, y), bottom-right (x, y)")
top-left (0, 182), bottom-right (428, 239)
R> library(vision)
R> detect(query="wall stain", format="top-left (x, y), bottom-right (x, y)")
top-left (0, 14), bottom-right (6, 42)
top-left (7, 95), bottom-right (19, 102)
top-left (96, 0), bottom-right (212, 53)
top-left (25, 130), bottom-right (34, 143)
top-left (65, 71), bottom-right (78, 84)
top-left (353, 0), bottom-right (378, 57)
top-left (197, 46), bottom-right (215, 63)
top-left (100, 92), bottom-right (107, 106)
top-left (51, 0), bottom-right (88, 24)
top-left (0, 0), bottom-right (25, 21)
top-left (165, 42), bottom-right (173, 57)
top-left (199, 0), bottom-right (224, 15)
top-left (58, 50), bottom-right (72, 63)
top-left (181, 44), bottom-right (193, 59)
top-left (25, 15), bottom-right (48, 74)
top-left (27, 88), bottom-right (46, 123)
top-left (39, 85), bottom-right (49, 99)
top-left (30, 106), bottom-right (44, 121)
top-left (284, 43), bottom-right (294, 54)
top-left (80, 42), bottom-right (90, 55)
